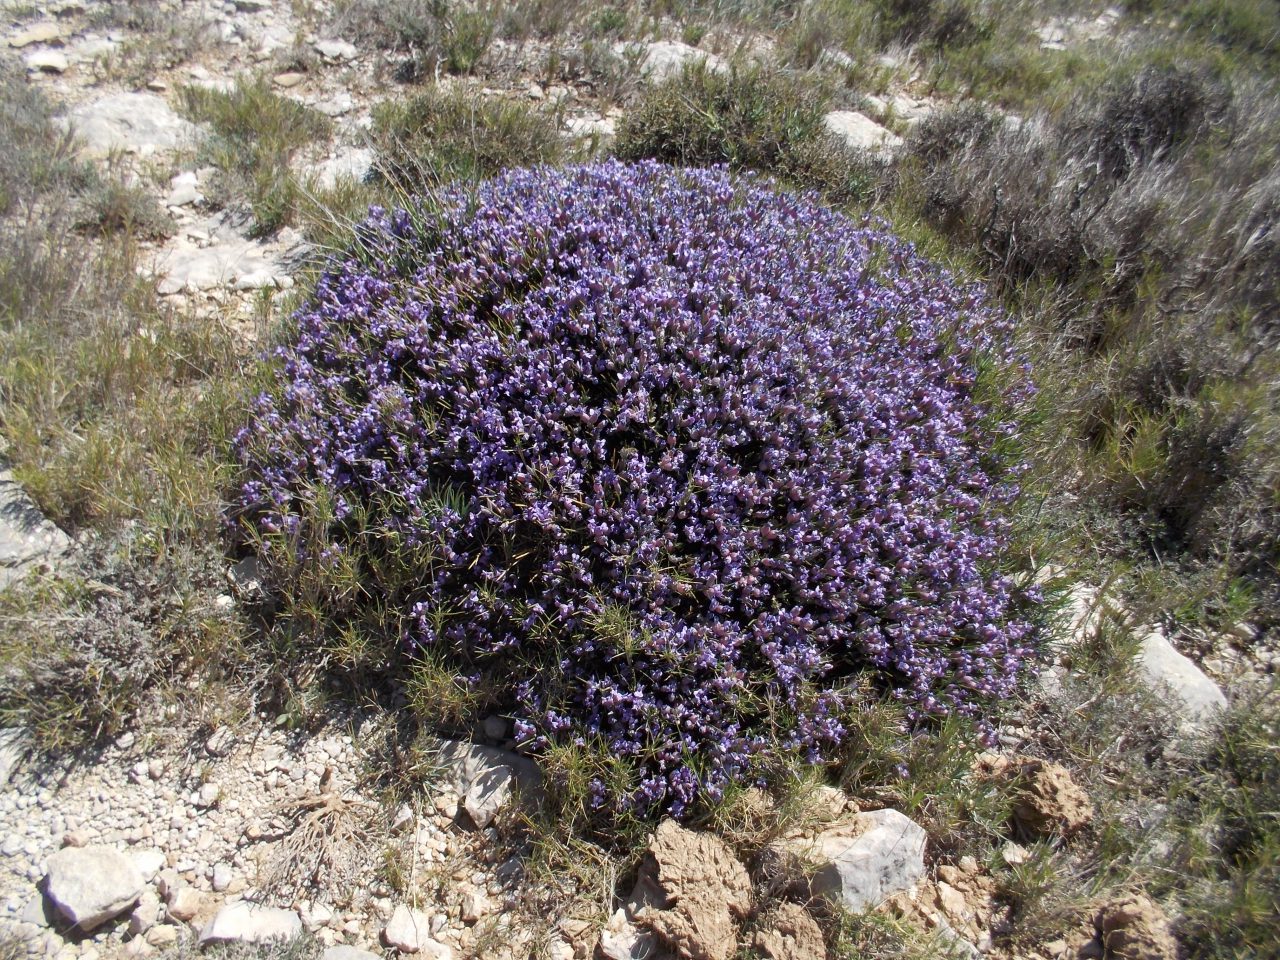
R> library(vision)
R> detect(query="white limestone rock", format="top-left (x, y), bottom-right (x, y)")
top-left (1136, 630), bottom-right (1228, 730)
top-left (198, 902), bottom-right (302, 946)
top-left (68, 93), bottom-right (196, 158)
top-left (44, 847), bottom-right (144, 931)
top-left (822, 111), bottom-right (903, 159)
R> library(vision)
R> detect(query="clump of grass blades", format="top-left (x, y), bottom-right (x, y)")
top-left (371, 86), bottom-right (567, 190)
top-left (178, 76), bottom-right (332, 237)
top-left (334, 0), bottom-right (496, 79)
top-left (613, 62), bottom-right (875, 202)
top-left (899, 59), bottom-right (1280, 624)
top-left (1163, 687), bottom-right (1280, 957)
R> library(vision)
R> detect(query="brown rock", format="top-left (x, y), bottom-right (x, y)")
top-left (1096, 895), bottom-right (1177, 960)
top-left (878, 864), bottom-right (1001, 953)
top-left (935, 881), bottom-right (968, 920)
top-left (752, 903), bottom-right (827, 960)
top-left (634, 820), bottom-right (752, 960)
top-left (166, 887), bottom-right (203, 922)
top-left (975, 754), bottom-right (1093, 837)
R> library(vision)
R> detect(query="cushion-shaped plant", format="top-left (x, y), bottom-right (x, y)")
top-left (233, 161), bottom-right (1036, 816)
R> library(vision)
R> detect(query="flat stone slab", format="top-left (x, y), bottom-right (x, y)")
top-left (823, 111), bottom-right (903, 158)
top-left (147, 214), bottom-right (303, 295)
top-left (0, 468), bottom-right (69, 590)
top-left (198, 902), bottom-right (302, 945)
top-left (44, 846), bottom-right (144, 931)
top-left (67, 92), bottom-right (196, 159)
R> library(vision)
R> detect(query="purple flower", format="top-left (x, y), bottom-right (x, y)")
top-left (231, 161), bottom-right (1039, 816)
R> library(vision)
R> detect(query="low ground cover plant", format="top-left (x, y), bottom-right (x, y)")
top-left (614, 63), bottom-right (875, 202)
top-left (232, 160), bottom-right (1037, 816)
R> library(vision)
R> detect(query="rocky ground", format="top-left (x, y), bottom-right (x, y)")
top-left (0, 701), bottom-right (547, 959)
top-left (1, 1), bottom-right (1276, 958)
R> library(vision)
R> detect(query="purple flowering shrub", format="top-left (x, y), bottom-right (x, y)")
top-left (232, 160), bottom-right (1036, 816)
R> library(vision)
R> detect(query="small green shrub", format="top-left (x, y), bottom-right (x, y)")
top-left (336, 0), bottom-right (495, 78)
top-left (371, 87), bottom-right (565, 190)
top-left (87, 1), bottom-right (221, 87)
top-left (0, 61), bottom-right (82, 215)
top-left (1165, 688), bottom-right (1280, 957)
top-left (179, 76), bottom-right (332, 236)
top-left (76, 173), bottom-right (173, 241)
top-left (871, 0), bottom-right (991, 48)
top-left (614, 63), bottom-right (872, 201)
top-left (0, 538), bottom-right (242, 751)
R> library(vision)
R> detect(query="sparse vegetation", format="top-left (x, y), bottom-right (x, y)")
top-left (371, 86), bottom-right (567, 190)
top-left (615, 63), bottom-right (874, 201)
top-left (178, 75), bottom-right (332, 237)
top-left (335, 0), bottom-right (497, 79)
top-left (0, 0), bottom-right (1277, 955)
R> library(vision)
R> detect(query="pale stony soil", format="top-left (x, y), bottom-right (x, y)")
top-left (0, 704), bottom-right (541, 959)
top-left (1, 2), bottom-right (1275, 960)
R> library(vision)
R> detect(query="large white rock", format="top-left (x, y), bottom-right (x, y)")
top-left (383, 904), bottom-right (451, 955)
top-left (312, 148), bottom-right (374, 191)
top-left (323, 948), bottom-right (384, 960)
top-left (44, 847), bottom-right (145, 931)
top-left (9, 22), bottom-right (61, 47)
top-left (0, 469), bottom-right (69, 589)
top-left (314, 38), bottom-right (358, 62)
top-left (68, 93), bottom-right (196, 158)
top-left (598, 906), bottom-right (666, 960)
top-left (128, 849), bottom-right (167, 884)
top-left (618, 40), bottom-right (728, 84)
top-left (437, 740), bottom-right (542, 829)
top-left (464, 764), bottom-right (514, 829)
top-left (198, 902), bottom-right (302, 945)
top-left (1136, 630), bottom-right (1228, 728)
top-left (789, 809), bottom-right (927, 911)
top-left (822, 111), bottom-right (903, 159)
top-left (25, 50), bottom-right (68, 73)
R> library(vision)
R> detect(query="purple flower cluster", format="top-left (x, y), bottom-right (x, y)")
top-left (233, 161), bottom-right (1037, 816)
